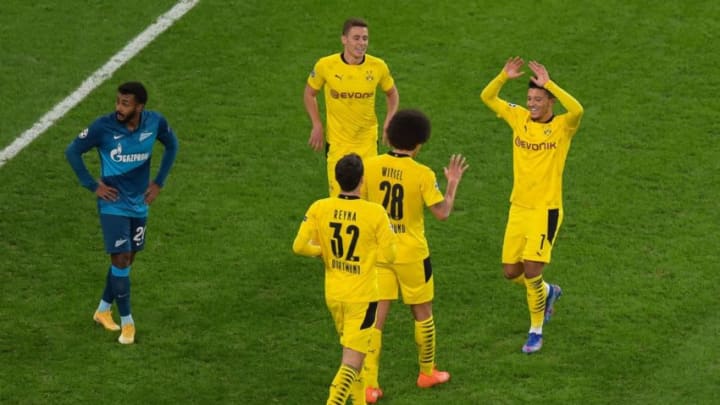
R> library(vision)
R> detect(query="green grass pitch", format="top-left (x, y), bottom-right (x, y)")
top-left (1, 1), bottom-right (718, 403)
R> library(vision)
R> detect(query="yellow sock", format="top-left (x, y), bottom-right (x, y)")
top-left (363, 328), bottom-right (382, 388)
top-left (350, 370), bottom-right (367, 405)
top-left (327, 364), bottom-right (358, 405)
top-left (524, 274), bottom-right (547, 331)
top-left (415, 316), bottom-right (436, 375)
top-left (510, 273), bottom-right (525, 286)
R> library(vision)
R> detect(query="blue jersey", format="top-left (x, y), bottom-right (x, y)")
top-left (66, 110), bottom-right (179, 217)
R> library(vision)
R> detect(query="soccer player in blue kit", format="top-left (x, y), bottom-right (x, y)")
top-left (66, 82), bottom-right (178, 344)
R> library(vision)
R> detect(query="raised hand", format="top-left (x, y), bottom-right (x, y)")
top-left (528, 60), bottom-right (550, 87)
top-left (444, 154), bottom-right (469, 183)
top-left (503, 56), bottom-right (525, 79)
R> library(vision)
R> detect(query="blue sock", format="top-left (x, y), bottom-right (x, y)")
top-left (97, 300), bottom-right (112, 312)
top-left (110, 265), bottom-right (131, 317)
top-left (99, 267), bottom-right (114, 309)
top-left (121, 315), bottom-right (134, 326)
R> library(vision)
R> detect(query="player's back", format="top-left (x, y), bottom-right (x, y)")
top-left (310, 195), bottom-right (395, 302)
top-left (363, 152), bottom-right (444, 263)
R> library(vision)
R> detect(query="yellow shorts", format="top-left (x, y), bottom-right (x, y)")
top-left (326, 300), bottom-right (378, 353)
top-left (502, 204), bottom-right (563, 264)
top-left (326, 142), bottom-right (378, 197)
top-left (376, 258), bottom-right (434, 304)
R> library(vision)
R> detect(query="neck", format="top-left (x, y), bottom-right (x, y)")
top-left (392, 148), bottom-right (417, 158)
top-left (342, 51), bottom-right (363, 65)
top-left (125, 115), bottom-right (141, 132)
top-left (533, 113), bottom-right (554, 123)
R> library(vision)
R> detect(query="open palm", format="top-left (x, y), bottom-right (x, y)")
top-left (504, 56), bottom-right (525, 79)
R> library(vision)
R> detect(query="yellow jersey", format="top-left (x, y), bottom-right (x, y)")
top-left (307, 53), bottom-right (395, 147)
top-left (481, 71), bottom-right (584, 209)
top-left (293, 195), bottom-right (397, 303)
top-left (362, 152), bottom-right (444, 263)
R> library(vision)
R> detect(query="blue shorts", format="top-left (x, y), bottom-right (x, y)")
top-left (100, 214), bottom-right (147, 254)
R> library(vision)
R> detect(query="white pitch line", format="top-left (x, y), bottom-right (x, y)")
top-left (0, 0), bottom-right (200, 168)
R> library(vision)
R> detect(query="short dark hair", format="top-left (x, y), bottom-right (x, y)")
top-left (528, 81), bottom-right (555, 99)
top-left (342, 17), bottom-right (368, 35)
top-left (335, 153), bottom-right (364, 192)
top-left (118, 82), bottom-right (148, 104)
top-left (386, 109), bottom-right (431, 150)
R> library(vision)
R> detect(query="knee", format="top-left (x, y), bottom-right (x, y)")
top-left (502, 268), bottom-right (515, 280)
top-left (503, 263), bottom-right (522, 279)
top-left (111, 253), bottom-right (132, 269)
top-left (411, 302), bottom-right (433, 321)
top-left (523, 260), bottom-right (545, 278)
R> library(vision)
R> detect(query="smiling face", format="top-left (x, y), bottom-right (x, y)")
top-left (526, 88), bottom-right (555, 122)
top-left (341, 26), bottom-right (369, 64)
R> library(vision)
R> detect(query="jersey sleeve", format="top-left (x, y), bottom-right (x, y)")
top-left (378, 60), bottom-right (395, 93)
top-left (65, 121), bottom-right (103, 192)
top-left (154, 116), bottom-right (179, 187)
top-left (544, 80), bottom-right (584, 131)
top-left (422, 169), bottom-right (445, 207)
top-left (306, 58), bottom-right (326, 91)
top-left (480, 70), bottom-right (525, 125)
top-left (292, 203), bottom-right (322, 257)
